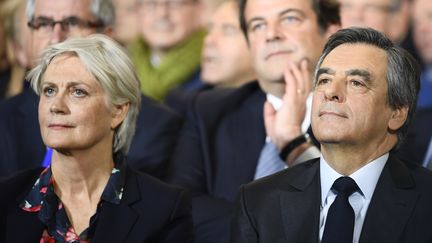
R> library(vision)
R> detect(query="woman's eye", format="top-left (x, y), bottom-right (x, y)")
top-left (72, 88), bottom-right (87, 97)
top-left (43, 87), bottom-right (56, 97)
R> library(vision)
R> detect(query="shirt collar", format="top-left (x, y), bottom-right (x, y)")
top-left (21, 153), bottom-right (127, 213)
top-left (266, 92), bottom-right (313, 134)
top-left (320, 153), bottom-right (388, 205)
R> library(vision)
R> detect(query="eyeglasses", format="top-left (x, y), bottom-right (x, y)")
top-left (27, 16), bottom-right (104, 35)
top-left (137, 0), bottom-right (197, 11)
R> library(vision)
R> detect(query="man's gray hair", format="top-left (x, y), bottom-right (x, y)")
top-left (26, 0), bottom-right (115, 28)
top-left (314, 27), bottom-right (420, 150)
top-left (27, 34), bottom-right (141, 154)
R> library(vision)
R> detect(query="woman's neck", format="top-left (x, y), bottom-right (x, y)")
top-left (51, 149), bottom-right (114, 200)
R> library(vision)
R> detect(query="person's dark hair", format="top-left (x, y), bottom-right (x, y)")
top-left (238, 0), bottom-right (340, 41)
top-left (314, 27), bottom-right (420, 150)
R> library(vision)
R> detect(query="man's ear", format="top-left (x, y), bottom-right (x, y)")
top-left (102, 26), bottom-right (114, 38)
top-left (323, 23), bottom-right (341, 39)
top-left (388, 106), bottom-right (409, 132)
top-left (111, 102), bottom-right (130, 130)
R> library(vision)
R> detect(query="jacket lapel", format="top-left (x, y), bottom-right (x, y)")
top-left (227, 88), bottom-right (266, 179)
top-left (359, 155), bottom-right (419, 243)
top-left (280, 160), bottom-right (321, 243)
top-left (92, 170), bottom-right (140, 243)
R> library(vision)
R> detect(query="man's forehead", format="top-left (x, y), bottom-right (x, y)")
top-left (245, 0), bottom-right (314, 20)
top-left (34, 0), bottom-right (92, 18)
top-left (340, 0), bottom-right (393, 6)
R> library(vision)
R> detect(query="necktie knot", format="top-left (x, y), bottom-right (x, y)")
top-left (332, 176), bottom-right (358, 196)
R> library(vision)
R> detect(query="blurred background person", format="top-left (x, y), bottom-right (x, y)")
top-left (199, 0), bottom-right (255, 88)
top-left (165, 0), bottom-right (256, 115)
top-left (0, 0), bottom-right (31, 99)
top-left (339, 0), bottom-right (419, 59)
top-left (0, 0), bottom-right (11, 99)
top-left (397, 0), bottom-right (432, 168)
top-left (0, 34), bottom-right (193, 242)
top-left (130, 0), bottom-right (206, 101)
top-left (112, 0), bottom-right (139, 46)
top-left (412, 0), bottom-right (432, 110)
top-left (0, 0), bottom-right (182, 180)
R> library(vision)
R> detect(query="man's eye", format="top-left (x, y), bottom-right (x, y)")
top-left (65, 17), bottom-right (81, 27)
top-left (317, 78), bottom-right (330, 85)
top-left (351, 80), bottom-right (363, 87)
top-left (281, 16), bottom-right (301, 25)
top-left (250, 22), bottom-right (266, 32)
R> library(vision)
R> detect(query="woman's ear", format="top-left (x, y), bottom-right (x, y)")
top-left (111, 102), bottom-right (130, 130)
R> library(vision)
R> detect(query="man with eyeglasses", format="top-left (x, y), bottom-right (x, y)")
top-left (0, 0), bottom-right (183, 180)
top-left (129, 0), bottom-right (206, 101)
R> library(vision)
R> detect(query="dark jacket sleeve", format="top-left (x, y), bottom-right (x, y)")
top-left (166, 91), bottom-right (237, 243)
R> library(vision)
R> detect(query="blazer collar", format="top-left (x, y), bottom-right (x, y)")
top-left (92, 167), bottom-right (141, 243)
top-left (359, 154), bottom-right (418, 243)
top-left (280, 160), bottom-right (321, 243)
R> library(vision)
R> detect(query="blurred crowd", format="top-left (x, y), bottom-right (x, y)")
top-left (0, 0), bottom-right (432, 242)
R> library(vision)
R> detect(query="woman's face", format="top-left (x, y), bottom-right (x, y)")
top-left (38, 54), bottom-right (126, 153)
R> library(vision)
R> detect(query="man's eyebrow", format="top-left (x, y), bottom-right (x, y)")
top-left (247, 8), bottom-right (305, 26)
top-left (316, 68), bottom-right (335, 77)
top-left (278, 8), bottom-right (306, 18)
top-left (346, 69), bottom-right (372, 82)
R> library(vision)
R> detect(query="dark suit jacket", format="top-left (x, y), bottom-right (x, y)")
top-left (0, 88), bottom-right (182, 179)
top-left (231, 155), bottom-right (432, 243)
top-left (0, 166), bottom-right (193, 243)
top-left (397, 108), bottom-right (432, 165)
top-left (167, 81), bottom-right (318, 243)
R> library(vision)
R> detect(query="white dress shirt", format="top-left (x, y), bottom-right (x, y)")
top-left (319, 153), bottom-right (388, 243)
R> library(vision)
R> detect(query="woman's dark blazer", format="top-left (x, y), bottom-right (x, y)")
top-left (0, 166), bottom-right (193, 243)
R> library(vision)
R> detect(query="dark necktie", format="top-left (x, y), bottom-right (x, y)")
top-left (321, 176), bottom-right (359, 243)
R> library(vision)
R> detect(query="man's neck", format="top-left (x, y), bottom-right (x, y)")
top-left (320, 140), bottom-right (395, 175)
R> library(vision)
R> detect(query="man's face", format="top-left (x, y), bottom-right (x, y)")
top-left (201, 1), bottom-right (254, 86)
top-left (312, 43), bottom-right (402, 149)
top-left (137, 0), bottom-right (202, 52)
top-left (245, 0), bottom-right (327, 85)
top-left (339, 0), bottom-right (395, 35)
top-left (413, 0), bottom-right (432, 64)
top-left (113, 0), bottom-right (139, 44)
top-left (29, 0), bottom-right (96, 67)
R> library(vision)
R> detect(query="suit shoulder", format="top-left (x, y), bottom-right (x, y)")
top-left (242, 159), bottom-right (319, 195)
top-left (139, 94), bottom-right (181, 122)
top-left (0, 168), bottom-right (43, 206)
top-left (127, 166), bottom-right (188, 199)
top-left (194, 81), bottom-right (261, 111)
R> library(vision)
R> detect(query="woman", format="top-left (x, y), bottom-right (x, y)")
top-left (0, 34), bottom-right (193, 242)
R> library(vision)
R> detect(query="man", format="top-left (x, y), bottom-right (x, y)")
top-left (412, 0), bottom-right (432, 110)
top-left (339, 0), bottom-right (410, 42)
top-left (397, 0), bottom-right (432, 167)
top-left (166, 0), bottom-right (340, 242)
top-left (130, 0), bottom-right (205, 101)
top-left (231, 27), bottom-right (432, 243)
top-left (0, 0), bottom-right (31, 99)
top-left (200, 0), bottom-right (255, 88)
top-left (165, 0), bottom-right (256, 115)
top-left (0, 0), bottom-right (182, 179)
